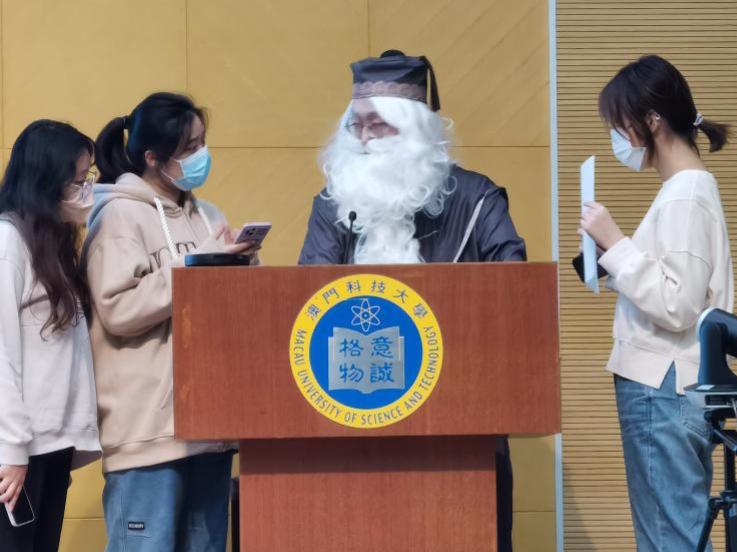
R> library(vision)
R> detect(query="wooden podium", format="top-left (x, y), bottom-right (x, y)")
top-left (172, 263), bottom-right (559, 552)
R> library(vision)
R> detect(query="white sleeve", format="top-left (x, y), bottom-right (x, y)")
top-left (0, 258), bottom-right (32, 465)
top-left (599, 200), bottom-right (714, 333)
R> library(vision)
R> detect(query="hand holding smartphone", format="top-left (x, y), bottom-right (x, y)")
top-left (4, 486), bottom-right (34, 527)
top-left (235, 222), bottom-right (272, 246)
top-left (0, 465), bottom-right (34, 527)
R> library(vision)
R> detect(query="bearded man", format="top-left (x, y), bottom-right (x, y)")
top-left (299, 50), bottom-right (525, 552)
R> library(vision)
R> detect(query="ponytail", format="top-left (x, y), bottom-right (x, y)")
top-left (698, 118), bottom-right (730, 153)
top-left (600, 55), bottom-right (731, 157)
top-left (95, 115), bottom-right (140, 183)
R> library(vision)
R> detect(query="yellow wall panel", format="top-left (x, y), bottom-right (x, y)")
top-left (200, 147), bottom-right (323, 265)
top-left (64, 461), bottom-right (105, 519)
top-left (510, 436), bottom-right (556, 512)
top-left (369, 0), bottom-right (550, 147)
top-left (187, 0), bottom-right (368, 148)
top-left (58, 518), bottom-right (108, 552)
top-left (0, 9), bottom-right (3, 149)
top-left (513, 511), bottom-right (557, 552)
top-left (1, 0), bottom-right (187, 146)
top-left (454, 146), bottom-right (551, 262)
top-left (1, 1), bottom-right (554, 549)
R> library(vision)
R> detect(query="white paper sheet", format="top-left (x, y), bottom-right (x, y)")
top-left (580, 155), bottom-right (599, 293)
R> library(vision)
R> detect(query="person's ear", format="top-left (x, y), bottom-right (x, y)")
top-left (647, 111), bottom-right (662, 134)
top-left (144, 150), bottom-right (159, 170)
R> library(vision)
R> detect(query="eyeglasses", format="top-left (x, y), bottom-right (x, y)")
top-left (68, 170), bottom-right (98, 201)
top-left (345, 120), bottom-right (395, 140)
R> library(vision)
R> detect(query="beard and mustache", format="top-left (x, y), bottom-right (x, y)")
top-left (321, 102), bottom-right (454, 265)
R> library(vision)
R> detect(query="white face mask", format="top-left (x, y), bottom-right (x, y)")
top-left (59, 181), bottom-right (94, 225)
top-left (610, 128), bottom-right (646, 172)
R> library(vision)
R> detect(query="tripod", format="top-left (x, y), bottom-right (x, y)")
top-left (697, 408), bottom-right (737, 552)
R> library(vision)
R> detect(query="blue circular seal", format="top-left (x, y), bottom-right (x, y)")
top-left (290, 274), bottom-right (444, 429)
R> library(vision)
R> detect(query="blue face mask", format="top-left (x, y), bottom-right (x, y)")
top-left (166, 145), bottom-right (212, 191)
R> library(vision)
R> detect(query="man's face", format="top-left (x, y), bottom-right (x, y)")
top-left (346, 98), bottom-right (399, 146)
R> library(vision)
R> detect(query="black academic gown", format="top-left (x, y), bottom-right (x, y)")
top-left (298, 164), bottom-right (525, 552)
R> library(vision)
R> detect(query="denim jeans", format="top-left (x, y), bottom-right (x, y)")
top-left (615, 365), bottom-right (714, 551)
top-left (103, 451), bottom-right (234, 552)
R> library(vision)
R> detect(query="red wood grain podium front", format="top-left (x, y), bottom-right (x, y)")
top-left (172, 263), bottom-right (559, 552)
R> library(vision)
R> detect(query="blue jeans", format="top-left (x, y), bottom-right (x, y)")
top-left (615, 366), bottom-right (714, 551)
top-left (103, 451), bottom-right (234, 552)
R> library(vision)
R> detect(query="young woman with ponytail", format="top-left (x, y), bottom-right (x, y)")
top-left (83, 92), bottom-right (258, 552)
top-left (580, 54), bottom-right (733, 551)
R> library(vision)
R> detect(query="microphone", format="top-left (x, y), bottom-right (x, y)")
top-left (343, 211), bottom-right (357, 265)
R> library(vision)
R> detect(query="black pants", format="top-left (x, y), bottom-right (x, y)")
top-left (497, 436), bottom-right (514, 552)
top-left (0, 447), bottom-right (73, 552)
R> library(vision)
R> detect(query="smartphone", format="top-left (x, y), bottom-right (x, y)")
top-left (235, 222), bottom-right (272, 245)
top-left (4, 486), bottom-right (34, 527)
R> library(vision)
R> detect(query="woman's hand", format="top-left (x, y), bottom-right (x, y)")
top-left (577, 230), bottom-right (606, 257)
top-left (580, 201), bottom-right (625, 251)
top-left (222, 226), bottom-right (262, 261)
top-left (0, 464), bottom-right (28, 512)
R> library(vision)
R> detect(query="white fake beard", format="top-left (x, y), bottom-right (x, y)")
top-left (322, 129), bottom-right (452, 265)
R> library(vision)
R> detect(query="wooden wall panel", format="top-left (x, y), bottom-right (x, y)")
top-left (557, 1), bottom-right (737, 549)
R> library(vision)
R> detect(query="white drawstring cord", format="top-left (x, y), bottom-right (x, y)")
top-left (154, 197), bottom-right (179, 259)
top-left (155, 197), bottom-right (215, 261)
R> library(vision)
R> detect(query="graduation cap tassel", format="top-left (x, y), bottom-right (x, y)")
top-left (420, 56), bottom-right (441, 112)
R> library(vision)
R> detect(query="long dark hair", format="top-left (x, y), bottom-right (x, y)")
top-left (599, 54), bottom-right (730, 153)
top-left (96, 92), bottom-right (207, 183)
top-left (0, 120), bottom-right (93, 334)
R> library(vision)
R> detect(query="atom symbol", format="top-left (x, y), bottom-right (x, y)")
top-left (351, 299), bottom-right (381, 333)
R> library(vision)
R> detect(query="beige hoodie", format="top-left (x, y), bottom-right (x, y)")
top-left (83, 173), bottom-right (232, 473)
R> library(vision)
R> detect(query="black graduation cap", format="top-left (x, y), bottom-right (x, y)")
top-left (350, 50), bottom-right (441, 112)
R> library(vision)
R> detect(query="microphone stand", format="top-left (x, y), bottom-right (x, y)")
top-left (343, 211), bottom-right (356, 265)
